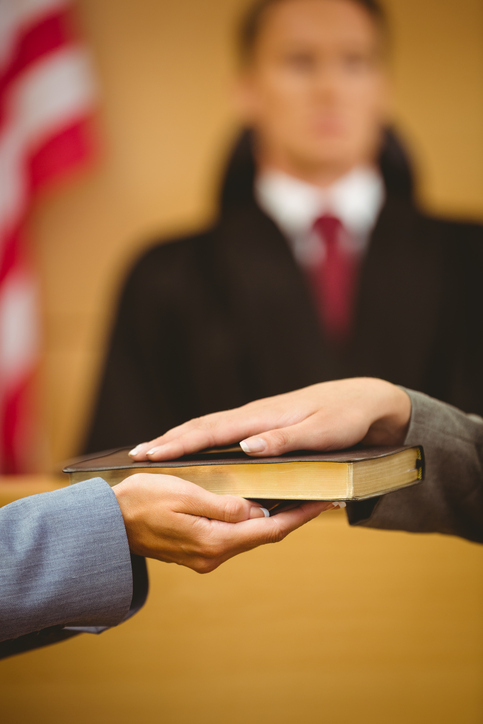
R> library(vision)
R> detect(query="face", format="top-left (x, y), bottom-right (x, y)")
top-left (236, 0), bottom-right (390, 182)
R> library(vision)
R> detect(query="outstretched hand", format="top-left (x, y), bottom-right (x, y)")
top-left (114, 473), bottom-right (332, 573)
top-left (128, 377), bottom-right (411, 463)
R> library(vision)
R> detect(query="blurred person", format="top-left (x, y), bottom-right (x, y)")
top-left (0, 472), bottom-right (330, 658)
top-left (84, 0), bottom-right (483, 454)
top-left (131, 376), bottom-right (483, 545)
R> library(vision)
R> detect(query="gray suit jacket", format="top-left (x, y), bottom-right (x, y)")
top-left (348, 389), bottom-right (483, 543)
top-left (0, 478), bottom-right (147, 658)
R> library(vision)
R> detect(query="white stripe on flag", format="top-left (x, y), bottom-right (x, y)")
top-left (8, 45), bottom-right (98, 149)
top-left (0, 268), bottom-right (40, 387)
top-left (0, 0), bottom-right (70, 70)
top-left (0, 45), bottom-right (97, 241)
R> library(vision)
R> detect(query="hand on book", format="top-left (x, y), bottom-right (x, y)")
top-left (129, 377), bottom-right (411, 461)
top-left (113, 473), bottom-right (331, 572)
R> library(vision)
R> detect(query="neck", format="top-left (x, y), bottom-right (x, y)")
top-left (260, 159), bottom-right (374, 189)
top-left (256, 147), bottom-right (375, 189)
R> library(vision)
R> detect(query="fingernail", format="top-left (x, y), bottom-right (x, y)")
top-left (249, 506), bottom-right (270, 519)
top-left (332, 501), bottom-right (346, 509)
top-left (146, 448), bottom-right (159, 456)
top-left (240, 438), bottom-right (267, 454)
top-left (129, 445), bottom-right (143, 456)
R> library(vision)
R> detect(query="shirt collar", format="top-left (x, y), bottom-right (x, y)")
top-left (255, 166), bottom-right (385, 242)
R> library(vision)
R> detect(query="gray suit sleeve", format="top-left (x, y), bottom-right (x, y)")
top-left (347, 389), bottom-right (483, 543)
top-left (0, 478), bottom-right (137, 644)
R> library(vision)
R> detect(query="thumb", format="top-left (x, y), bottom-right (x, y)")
top-left (180, 486), bottom-right (269, 522)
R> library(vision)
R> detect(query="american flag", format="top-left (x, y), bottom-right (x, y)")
top-left (0, 0), bottom-right (96, 473)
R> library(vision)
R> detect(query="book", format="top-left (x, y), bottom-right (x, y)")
top-left (63, 444), bottom-right (424, 502)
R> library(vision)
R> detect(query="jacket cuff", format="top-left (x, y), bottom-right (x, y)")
top-left (0, 479), bottom-right (135, 642)
top-left (347, 389), bottom-right (483, 541)
top-left (57, 479), bottom-right (139, 630)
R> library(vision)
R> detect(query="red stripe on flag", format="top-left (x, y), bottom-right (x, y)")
top-left (0, 9), bottom-right (74, 128)
top-left (0, 10), bottom-right (72, 87)
top-left (29, 116), bottom-right (94, 190)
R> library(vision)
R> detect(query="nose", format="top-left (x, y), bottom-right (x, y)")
top-left (312, 61), bottom-right (344, 102)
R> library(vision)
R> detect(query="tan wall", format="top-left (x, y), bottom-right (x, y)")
top-left (32, 0), bottom-right (483, 468)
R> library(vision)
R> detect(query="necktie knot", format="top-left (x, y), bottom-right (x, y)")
top-left (313, 214), bottom-right (343, 247)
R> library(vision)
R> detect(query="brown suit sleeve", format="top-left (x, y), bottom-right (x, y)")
top-left (347, 389), bottom-right (483, 544)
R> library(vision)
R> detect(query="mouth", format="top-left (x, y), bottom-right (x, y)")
top-left (310, 117), bottom-right (348, 136)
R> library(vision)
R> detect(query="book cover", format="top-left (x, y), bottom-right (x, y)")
top-left (64, 445), bottom-right (424, 502)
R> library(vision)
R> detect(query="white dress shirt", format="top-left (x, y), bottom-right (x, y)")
top-left (255, 166), bottom-right (385, 268)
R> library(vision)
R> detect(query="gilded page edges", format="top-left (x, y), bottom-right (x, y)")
top-left (347, 463), bottom-right (354, 498)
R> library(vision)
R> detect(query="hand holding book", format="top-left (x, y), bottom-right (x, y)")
top-left (129, 378), bottom-right (412, 462)
top-left (112, 475), bottom-right (330, 572)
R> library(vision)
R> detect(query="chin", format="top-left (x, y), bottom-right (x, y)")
top-left (295, 145), bottom-right (356, 171)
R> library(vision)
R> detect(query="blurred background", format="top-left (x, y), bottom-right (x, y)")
top-left (27, 0), bottom-right (483, 469)
top-left (1, 1), bottom-right (483, 722)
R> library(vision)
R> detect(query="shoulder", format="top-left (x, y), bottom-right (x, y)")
top-left (425, 214), bottom-right (483, 274)
top-left (387, 200), bottom-right (483, 265)
top-left (117, 225), bottom-right (218, 307)
top-left (383, 197), bottom-right (483, 233)
top-left (131, 226), bottom-right (216, 279)
top-left (416, 207), bottom-right (483, 243)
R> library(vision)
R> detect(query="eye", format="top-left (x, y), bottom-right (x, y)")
top-left (341, 52), bottom-right (373, 73)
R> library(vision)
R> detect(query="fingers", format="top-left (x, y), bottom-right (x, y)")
top-left (129, 440), bottom-right (161, 459)
top-left (129, 414), bottom-right (309, 462)
top-left (128, 392), bottom-right (301, 461)
top-left (238, 407), bottom-right (374, 457)
top-left (237, 418), bottom-right (328, 457)
top-left (129, 409), bottom-right (276, 462)
top-left (153, 475), bottom-right (268, 522)
top-left (190, 500), bottom-right (331, 573)
top-left (131, 429), bottom-right (224, 462)
top-left (125, 473), bottom-right (268, 523)
top-left (212, 500), bottom-right (329, 557)
top-left (273, 500), bottom-right (333, 531)
top-left (180, 489), bottom-right (269, 523)
top-left (129, 424), bottom-right (216, 461)
top-left (118, 471), bottom-right (337, 572)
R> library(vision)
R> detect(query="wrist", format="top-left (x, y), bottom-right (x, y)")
top-left (113, 478), bottom-right (140, 553)
top-left (364, 379), bottom-right (412, 445)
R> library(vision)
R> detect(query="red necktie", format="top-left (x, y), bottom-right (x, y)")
top-left (308, 214), bottom-right (359, 345)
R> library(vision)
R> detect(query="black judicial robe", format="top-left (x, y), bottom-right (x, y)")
top-left (84, 194), bottom-right (483, 453)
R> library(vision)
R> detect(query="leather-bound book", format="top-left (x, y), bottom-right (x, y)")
top-left (64, 445), bottom-right (424, 502)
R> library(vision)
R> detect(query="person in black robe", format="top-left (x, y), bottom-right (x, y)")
top-left (83, 0), bottom-right (483, 454)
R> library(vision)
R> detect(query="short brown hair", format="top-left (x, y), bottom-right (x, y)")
top-left (238, 0), bottom-right (388, 63)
